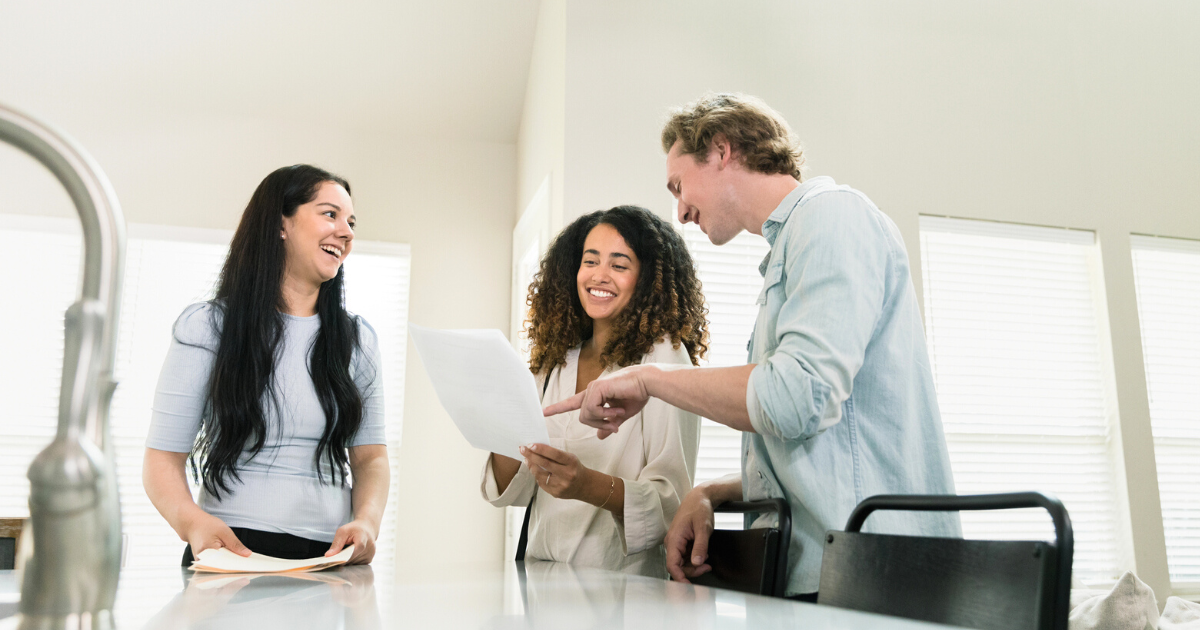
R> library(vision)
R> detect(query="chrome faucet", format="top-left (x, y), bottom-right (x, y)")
top-left (0, 104), bottom-right (126, 630)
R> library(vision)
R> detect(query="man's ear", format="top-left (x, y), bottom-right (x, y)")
top-left (711, 134), bottom-right (734, 169)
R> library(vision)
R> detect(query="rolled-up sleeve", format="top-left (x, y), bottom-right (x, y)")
top-left (480, 456), bottom-right (537, 507)
top-left (748, 193), bottom-right (889, 441)
top-left (614, 351), bottom-right (701, 555)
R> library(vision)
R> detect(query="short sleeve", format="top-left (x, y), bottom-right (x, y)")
top-left (145, 303), bottom-right (219, 453)
top-left (349, 316), bottom-right (387, 446)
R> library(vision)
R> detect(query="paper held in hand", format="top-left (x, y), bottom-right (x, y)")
top-left (189, 545), bottom-right (355, 573)
top-left (408, 324), bottom-right (550, 460)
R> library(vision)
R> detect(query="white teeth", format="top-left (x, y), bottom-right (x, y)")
top-left (321, 245), bottom-right (342, 257)
top-left (589, 288), bottom-right (615, 298)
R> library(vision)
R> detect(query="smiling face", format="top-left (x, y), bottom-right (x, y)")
top-left (666, 140), bottom-right (744, 245)
top-left (577, 223), bottom-right (641, 324)
top-left (281, 180), bottom-right (355, 290)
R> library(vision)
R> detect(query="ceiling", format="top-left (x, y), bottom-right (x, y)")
top-left (0, 1), bottom-right (541, 142)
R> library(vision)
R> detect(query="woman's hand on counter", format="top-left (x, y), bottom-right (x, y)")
top-left (183, 510), bottom-right (251, 559)
top-left (327, 518), bottom-right (377, 565)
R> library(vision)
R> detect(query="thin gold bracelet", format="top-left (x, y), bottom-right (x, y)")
top-left (598, 475), bottom-right (616, 509)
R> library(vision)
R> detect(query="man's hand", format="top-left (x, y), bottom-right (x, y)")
top-left (327, 519), bottom-right (378, 565)
top-left (183, 511), bottom-right (251, 559)
top-left (543, 365), bottom-right (653, 438)
top-left (665, 486), bottom-right (717, 583)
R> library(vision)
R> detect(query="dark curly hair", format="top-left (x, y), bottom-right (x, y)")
top-left (525, 205), bottom-right (709, 375)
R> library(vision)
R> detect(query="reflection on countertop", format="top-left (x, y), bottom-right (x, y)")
top-left (141, 565), bottom-right (382, 630)
top-left (0, 572), bottom-right (16, 621)
top-left (1, 561), bottom-right (940, 629)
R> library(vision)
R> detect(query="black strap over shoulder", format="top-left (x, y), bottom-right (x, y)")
top-left (516, 369), bottom-right (554, 561)
top-left (515, 496), bottom-right (534, 561)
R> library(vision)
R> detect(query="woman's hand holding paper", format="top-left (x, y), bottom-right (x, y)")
top-left (521, 444), bottom-right (601, 503)
top-left (184, 510), bottom-right (252, 559)
top-left (326, 519), bottom-right (377, 565)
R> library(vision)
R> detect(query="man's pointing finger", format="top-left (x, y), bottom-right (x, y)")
top-left (542, 391), bottom-right (585, 416)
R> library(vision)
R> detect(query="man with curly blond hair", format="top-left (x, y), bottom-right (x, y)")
top-left (545, 93), bottom-right (960, 600)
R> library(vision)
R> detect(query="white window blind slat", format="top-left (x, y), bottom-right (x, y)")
top-left (0, 219), bottom-right (409, 591)
top-left (681, 223), bottom-right (770, 530)
top-left (1130, 234), bottom-right (1200, 587)
top-left (920, 216), bottom-right (1124, 586)
top-left (341, 244), bottom-right (410, 585)
top-left (108, 233), bottom-right (229, 571)
top-left (0, 224), bottom-right (83, 519)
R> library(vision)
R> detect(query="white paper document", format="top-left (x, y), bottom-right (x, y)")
top-left (409, 324), bottom-right (550, 460)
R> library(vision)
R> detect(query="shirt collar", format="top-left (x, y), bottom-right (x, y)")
top-left (759, 176), bottom-right (833, 247)
top-left (758, 176), bottom-right (833, 275)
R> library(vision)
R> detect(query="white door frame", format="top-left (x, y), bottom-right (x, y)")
top-left (504, 176), bottom-right (551, 563)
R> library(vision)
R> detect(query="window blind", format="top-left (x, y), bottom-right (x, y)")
top-left (1130, 234), bottom-right (1200, 588)
top-left (0, 217), bottom-right (81, 518)
top-left (109, 225), bottom-right (231, 570)
top-left (681, 223), bottom-right (771, 529)
top-left (335, 240), bottom-right (411, 583)
top-left (0, 217), bottom-right (409, 583)
top-left (919, 215), bottom-right (1124, 585)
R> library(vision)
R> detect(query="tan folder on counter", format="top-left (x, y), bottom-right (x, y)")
top-left (189, 545), bottom-right (354, 573)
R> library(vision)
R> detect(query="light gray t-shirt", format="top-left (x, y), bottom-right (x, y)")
top-left (145, 302), bottom-right (386, 542)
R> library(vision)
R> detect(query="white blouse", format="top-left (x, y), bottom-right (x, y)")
top-left (480, 339), bottom-right (700, 578)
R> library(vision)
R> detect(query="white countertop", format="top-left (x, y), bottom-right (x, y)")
top-left (1, 562), bottom-right (952, 629)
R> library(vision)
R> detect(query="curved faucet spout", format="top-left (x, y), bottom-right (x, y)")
top-left (0, 103), bottom-right (126, 630)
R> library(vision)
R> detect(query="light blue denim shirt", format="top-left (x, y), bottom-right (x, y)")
top-left (742, 176), bottom-right (960, 595)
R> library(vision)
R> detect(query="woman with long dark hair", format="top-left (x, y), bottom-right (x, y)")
top-left (143, 164), bottom-right (388, 566)
top-left (481, 205), bottom-right (709, 577)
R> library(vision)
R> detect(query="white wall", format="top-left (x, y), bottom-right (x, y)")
top-left (350, 139), bottom-right (514, 579)
top-left (560, 0), bottom-right (1200, 601)
top-left (516, 0), bottom-right (566, 231)
top-left (0, 112), bottom-right (515, 577)
top-left (6, 0), bottom-right (1199, 597)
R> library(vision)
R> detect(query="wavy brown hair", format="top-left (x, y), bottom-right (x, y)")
top-left (661, 92), bottom-right (805, 180)
top-left (525, 205), bottom-right (709, 375)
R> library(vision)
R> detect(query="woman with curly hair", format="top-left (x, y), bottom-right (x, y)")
top-left (480, 205), bottom-right (709, 577)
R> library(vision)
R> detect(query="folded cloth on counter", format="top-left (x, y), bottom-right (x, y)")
top-left (190, 545), bottom-right (354, 573)
top-left (1161, 597), bottom-right (1200, 630)
top-left (1069, 571), bottom-right (1159, 630)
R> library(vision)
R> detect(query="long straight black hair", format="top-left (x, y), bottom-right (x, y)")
top-left (189, 164), bottom-right (365, 499)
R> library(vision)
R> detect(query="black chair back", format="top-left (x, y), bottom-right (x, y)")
top-left (0, 538), bottom-right (14, 571)
top-left (1, 518), bottom-right (25, 570)
top-left (689, 499), bottom-right (791, 597)
top-left (817, 492), bottom-right (1073, 630)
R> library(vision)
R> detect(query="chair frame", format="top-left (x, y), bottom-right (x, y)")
top-left (1, 518), bottom-right (26, 571)
top-left (690, 498), bottom-right (791, 597)
top-left (823, 492), bottom-right (1073, 630)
